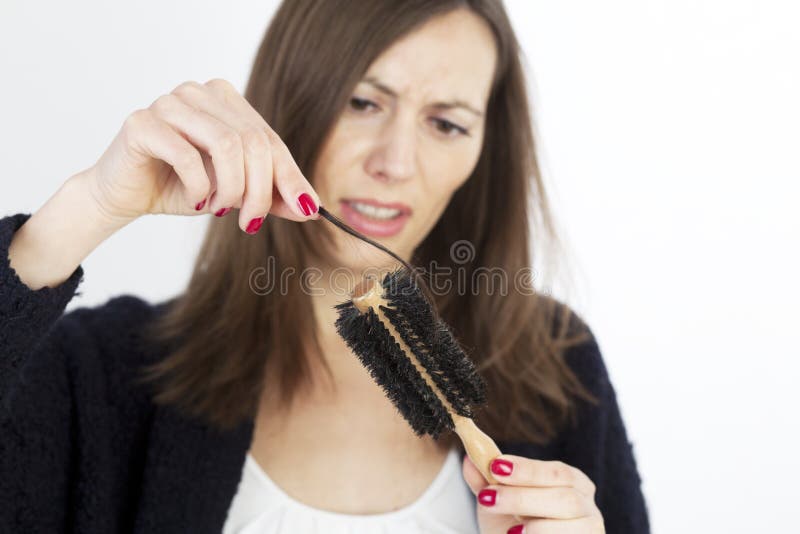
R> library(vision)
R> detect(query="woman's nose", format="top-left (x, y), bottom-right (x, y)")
top-left (364, 116), bottom-right (417, 184)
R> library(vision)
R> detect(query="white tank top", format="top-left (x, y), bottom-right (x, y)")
top-left (222, 446), bottom-right (480, 534)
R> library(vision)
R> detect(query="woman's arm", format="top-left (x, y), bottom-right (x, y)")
top-left (1, 208), bottom-right (162, 532)
top-left (7, 168), bottom-right (131, 292)
top-left (1, 209), bottom-right (89, 400)
top-left (0, 209), bottom-right (88, 531)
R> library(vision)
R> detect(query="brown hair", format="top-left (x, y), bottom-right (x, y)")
top-left (137, 0), bottom-right (597, 449)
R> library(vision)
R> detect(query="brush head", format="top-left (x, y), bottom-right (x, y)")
top-left (333, 267), bottom-right (487, 440)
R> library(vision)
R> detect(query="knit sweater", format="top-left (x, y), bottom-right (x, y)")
top-left (0, 212), bottom-right (650, 534)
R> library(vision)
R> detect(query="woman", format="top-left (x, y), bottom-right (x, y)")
top-left (0, 1), bottom-right (649, 533)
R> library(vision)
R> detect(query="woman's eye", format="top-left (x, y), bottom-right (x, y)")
top-left (432, 118), bottom-right (469, 137)
top-left (348, 98), bottom-right (468, 137)
top-left (349, 97), bottom-right (377, 111)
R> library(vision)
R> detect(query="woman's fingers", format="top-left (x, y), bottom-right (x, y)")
top-left (91, 78), bottom-right (320, 226)
top-left (266, 128), bottom-right (321, 220)
top-left (124, 109), bottom-right (211, 213)
top-left (517, 515), bottom-right (606, 534)
top-left (149, 93), bottom-right (245, 217)
top-left (462, 454), bottom-right (489, 495)
top-left (477, 484), bottom-right (595, 520)
top-left (489, 456), bottom-right (597, 498)
top-left (204, 78), bottom-right (271, 133)
top-left (172, 79), bottom-right (321, 227)
top-left (237, 127), bottom-right (273, 231)
top-left (200, 78), bottom-right (321, 220)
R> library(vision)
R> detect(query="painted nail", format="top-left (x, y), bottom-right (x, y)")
top-left (297, 193), bottom-right (318, 216)
top-left (246, 216), bottom-right (264, 234)
top-left (214, 207), bottom-right (232, 217)
top-left (507, 525), bottom-right (524, 534)
top-left (491, 458), bottom-right (513, 476)
top-left (195, 199), bottom-right (206, 211)
top-left (478, 488), bottom-right (496, 507)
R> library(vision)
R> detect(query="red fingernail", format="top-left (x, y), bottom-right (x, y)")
top-left (491, 458), bottom-right (513, 476)
top-left (214, 207), bottom-right (232, 217)
top-left (195, 199), bottom-right (206, 211)
top-left (246, 216), bottom-right (264, 234)
top-left (297, 193), bottom-right (318, 216)
top-left (507, 525), bottom-right (524, 534)
top-left (478, 488), bottom-right (496, 507)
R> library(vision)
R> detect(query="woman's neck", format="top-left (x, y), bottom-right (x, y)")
top-left (256, 262), bottom-right (457, 457)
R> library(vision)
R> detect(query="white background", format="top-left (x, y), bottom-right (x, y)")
top-left (1, 1), bottom-right (798, 532)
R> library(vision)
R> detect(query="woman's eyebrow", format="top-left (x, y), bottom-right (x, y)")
top-left (361, 76), bottom-right (484, 117)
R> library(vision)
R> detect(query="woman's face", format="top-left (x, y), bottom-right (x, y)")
top-left (312, 8), bottom-right (498, 270)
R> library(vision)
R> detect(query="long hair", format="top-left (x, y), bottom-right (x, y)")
top-left (137, 0), bottom-right (597, 450)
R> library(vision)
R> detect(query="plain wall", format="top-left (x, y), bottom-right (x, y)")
top-left (1, 1), bottom-right (798, 532)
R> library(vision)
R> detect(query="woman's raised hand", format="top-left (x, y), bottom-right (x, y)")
top-left (88, 78), bottom-right (321, 233)
top-left (7, 78), bottom-right (321, 290)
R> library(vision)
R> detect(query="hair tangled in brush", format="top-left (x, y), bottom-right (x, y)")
top-left (317, 206), bottom-right (441, 317)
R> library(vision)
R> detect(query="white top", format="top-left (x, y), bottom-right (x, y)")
top-left (222, 447), bottom-right (479, 534)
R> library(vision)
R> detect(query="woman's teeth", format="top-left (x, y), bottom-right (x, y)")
top-left (349, 201), bottom-right (402, 220)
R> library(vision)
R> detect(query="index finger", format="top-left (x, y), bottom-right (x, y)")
top-left (489, 455), bottom-right (597, 497)
top-left (204, 78), bottom-right (269, 130)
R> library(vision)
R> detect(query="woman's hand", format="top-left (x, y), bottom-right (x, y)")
top-left (9, 77), bottom-right (321, 291)
top-left (87, 78), bottom-right (321, 233)
top-left (462, 453), bottom-right (605, 533)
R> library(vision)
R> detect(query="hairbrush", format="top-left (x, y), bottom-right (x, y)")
top-left (333, 266), bottom-right (508, 487)
top-left (317, 206), bottom-right (523, 522)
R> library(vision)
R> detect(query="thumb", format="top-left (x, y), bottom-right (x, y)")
top-left (462, 454), bottom-right (489, 496)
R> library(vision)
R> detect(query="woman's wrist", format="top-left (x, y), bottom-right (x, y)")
top-left (8, 167), bottom-right (134, 290)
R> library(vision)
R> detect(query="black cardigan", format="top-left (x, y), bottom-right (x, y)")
top-left (0, 212), bottom-right (650, 533)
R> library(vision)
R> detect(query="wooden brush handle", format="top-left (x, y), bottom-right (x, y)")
top-left (452, 413), bottom-right (504, 485)
top-left (453, 413), bottom-right (525, 524)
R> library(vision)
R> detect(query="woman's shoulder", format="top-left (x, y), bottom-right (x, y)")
top-left (57, 293), bottom-right (176, 366)
top-left (61, 293), bottom-right (164, 333)
top-left (537, 294), bottom-right (610, 396)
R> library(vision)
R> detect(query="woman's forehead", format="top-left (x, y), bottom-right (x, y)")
top-left (361, 11), bottom-right (497, 108)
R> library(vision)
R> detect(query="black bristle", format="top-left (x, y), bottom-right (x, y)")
top-left (333, 268), bottom-right (488, 439)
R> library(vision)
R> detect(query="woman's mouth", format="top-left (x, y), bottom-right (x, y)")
top-left (339, 198), bottom-right (412, 237)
